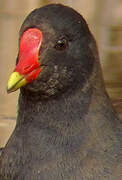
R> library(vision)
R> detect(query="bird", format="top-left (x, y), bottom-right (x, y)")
top-left (0, 3), bottom-right (122, 180)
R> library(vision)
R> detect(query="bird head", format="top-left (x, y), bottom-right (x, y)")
top-left (7, 4), bottom-right (96, 98)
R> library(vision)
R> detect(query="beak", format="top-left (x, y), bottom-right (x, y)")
top-left (7, 72), bottom-right (27, 93)
top-left (7, 28), bottom-right (42, 93)
top-left (7, 67), bottom-right (41, 93)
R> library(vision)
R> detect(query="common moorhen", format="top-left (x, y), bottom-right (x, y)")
top-left (0, 4), bottom-right (122, 180)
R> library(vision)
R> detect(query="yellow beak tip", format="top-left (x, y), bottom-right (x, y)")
top-left (7, 72), bottom-right (27, 93)
top-left (7, 87), bottom-right (13, 94)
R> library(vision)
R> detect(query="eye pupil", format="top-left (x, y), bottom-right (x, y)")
top-left (55, 38), bottom-right (68, 50)
top-left (58, 40), bottom-right (64, 47)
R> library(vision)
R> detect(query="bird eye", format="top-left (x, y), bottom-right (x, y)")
top-left (55, 38), bottom-right (68, 50)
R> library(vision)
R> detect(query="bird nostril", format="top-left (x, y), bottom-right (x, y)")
top-left (24, 66), bottom-right (30, 70)
top-left (23, 65), bottom-right (34, 73)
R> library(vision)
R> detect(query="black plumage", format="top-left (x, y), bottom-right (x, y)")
top-left (0, 4), bottom-right (122, 180)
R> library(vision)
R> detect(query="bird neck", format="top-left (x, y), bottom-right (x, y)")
top-left (17, 79), bottom-right (119, 140)
top-left (17, 85), bottom-right (92, 131)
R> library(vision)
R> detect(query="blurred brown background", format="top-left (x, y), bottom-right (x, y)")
top-left (0, 0), bottom-right (122, 147)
